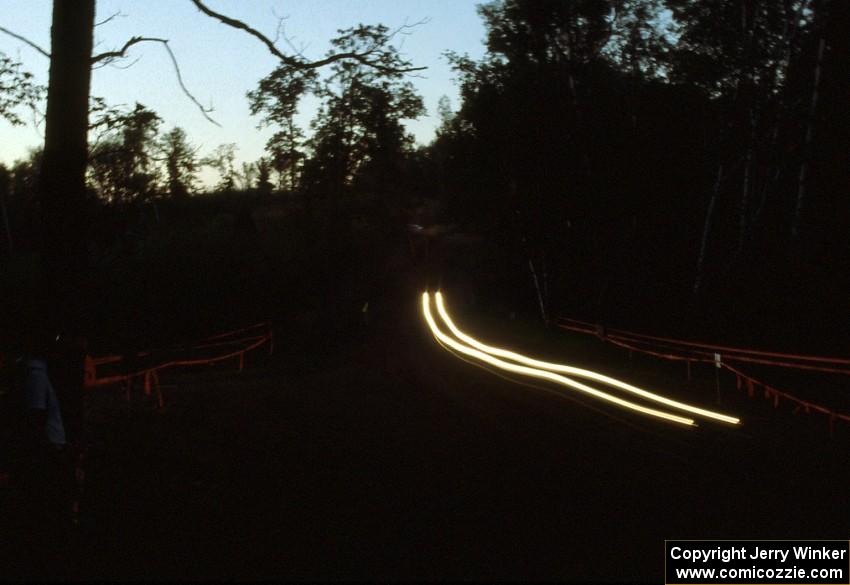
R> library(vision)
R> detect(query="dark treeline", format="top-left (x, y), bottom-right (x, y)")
top-left (414, 0), bottom-right (848, 352)
top-left (0, 0), bottom-right (847, 353)
top-left (0, 22), bottom-right (428, 250)
top-left (0, 20), bottom-right (427, 351)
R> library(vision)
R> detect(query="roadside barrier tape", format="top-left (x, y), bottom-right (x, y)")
top-left (198, 322), bottom-right (269, 343)
top-left (722, 363), bottom-right (850, 424)
top-left (150, 335), bottom-right (270, 371)
top-left (435, 293), bottom-right (738, 425)
top-left (88, 334), bottom-right (271, 382)
top-left (83, 323), bottom-right (274, 406)
top-left (557, 316), bottom-right (850, 366)
top-left (422, 292), bottom-right (696, 427)
top-left (189, 334), bottom-right (268, 352)
top-left (89, 334), bottom-right (270, 370)
top-left (556, 322), bottom-right (850, 375)
top-left (558, 323), bottom-right (850, 432)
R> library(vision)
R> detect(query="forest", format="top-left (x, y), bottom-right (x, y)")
top-left (1, 1), bottom-right (849, 579)
top-left (1, 0), bottom-right (847, 356)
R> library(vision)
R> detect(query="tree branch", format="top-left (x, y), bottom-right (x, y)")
top-left (271, 9), bottom-right (311, 61)
top-left (157, 40), bottom-right (221, 126)
top-left (95, 11), bottom-right (126, 28)
top-left (91, 35), bottom-right (166, 64)
top-left (190, 0), bottom-right (426, 73)
top-left (93, 55), bottom-right (142, 71)
top-left (92, 37), bottom-right (220, 126)
top-left (190, 0), bottom-right (302, 66)
top-left (0, 25), bottom-right (50, 58)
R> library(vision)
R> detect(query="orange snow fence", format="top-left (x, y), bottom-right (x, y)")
top-left (556, 316), bottom-right (850, 435)
top-left (84, 321), bottom-right (274, 407)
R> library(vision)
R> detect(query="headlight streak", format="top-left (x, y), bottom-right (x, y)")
top-left (422, 292), bottom-right (696, 427)
top-left (434, 292), bottom-right (740, 427)
top-left (433, 334), bottom-right (661, 435)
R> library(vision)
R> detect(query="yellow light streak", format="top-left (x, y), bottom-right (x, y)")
top-left (434, 292), bottom-right (740, 426)
top-left (421, 292), bottom-right (696, 427)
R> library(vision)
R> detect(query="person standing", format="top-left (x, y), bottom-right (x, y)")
top-left (23, 351), bottom-right (67, 449)
top-left (15, 329), bottom-right (79, 568)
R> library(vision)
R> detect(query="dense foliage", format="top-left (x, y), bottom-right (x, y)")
top-left (415, 0), bottom-right (848, 349)
top-left (0, 0), bottom-right (846, 350)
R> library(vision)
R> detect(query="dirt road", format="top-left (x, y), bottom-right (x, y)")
top-left (3, 261), bottom-right (847, 581)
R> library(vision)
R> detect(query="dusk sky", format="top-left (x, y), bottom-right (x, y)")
top-left (0, 0), bottom-right (487, 183)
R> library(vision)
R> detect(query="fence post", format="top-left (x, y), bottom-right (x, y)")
top-left (714, 353), bottom-right (722, 404)
top-left (84, 355), bottom-right (96, 387)
top-left (153, 369), bottom-right (163, 409)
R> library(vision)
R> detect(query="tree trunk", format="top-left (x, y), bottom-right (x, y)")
top-left (528, 257), bottom-right (548, 326)
top-left (791, 34), bottom-right (826, 241)
top-left (693, 164), bottom-right (724, 296)
top-left (737, 111), bottom-right (756, 256)
top-left (0, 166), bottom-right (12, 263)
top-left (753, 0), bottom-right (802, 228)
top-left (735, 0), bottom-right (760, 258)
top-left (40, 0), bottom-right (95, 334)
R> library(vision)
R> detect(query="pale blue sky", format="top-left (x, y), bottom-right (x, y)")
top-left (0, 0), bottom-right (487, 182)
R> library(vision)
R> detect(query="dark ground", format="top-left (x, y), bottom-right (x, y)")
top-left (2, 255), bottom-right (848, 582)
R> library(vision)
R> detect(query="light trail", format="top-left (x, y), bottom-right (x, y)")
top-left (421, 292), bottom-right (696, 427)
top-left (434, 292), bottom-right (740, 426)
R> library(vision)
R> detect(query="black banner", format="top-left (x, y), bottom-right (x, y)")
top-left (665, 540), bottom-right (849, 585)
